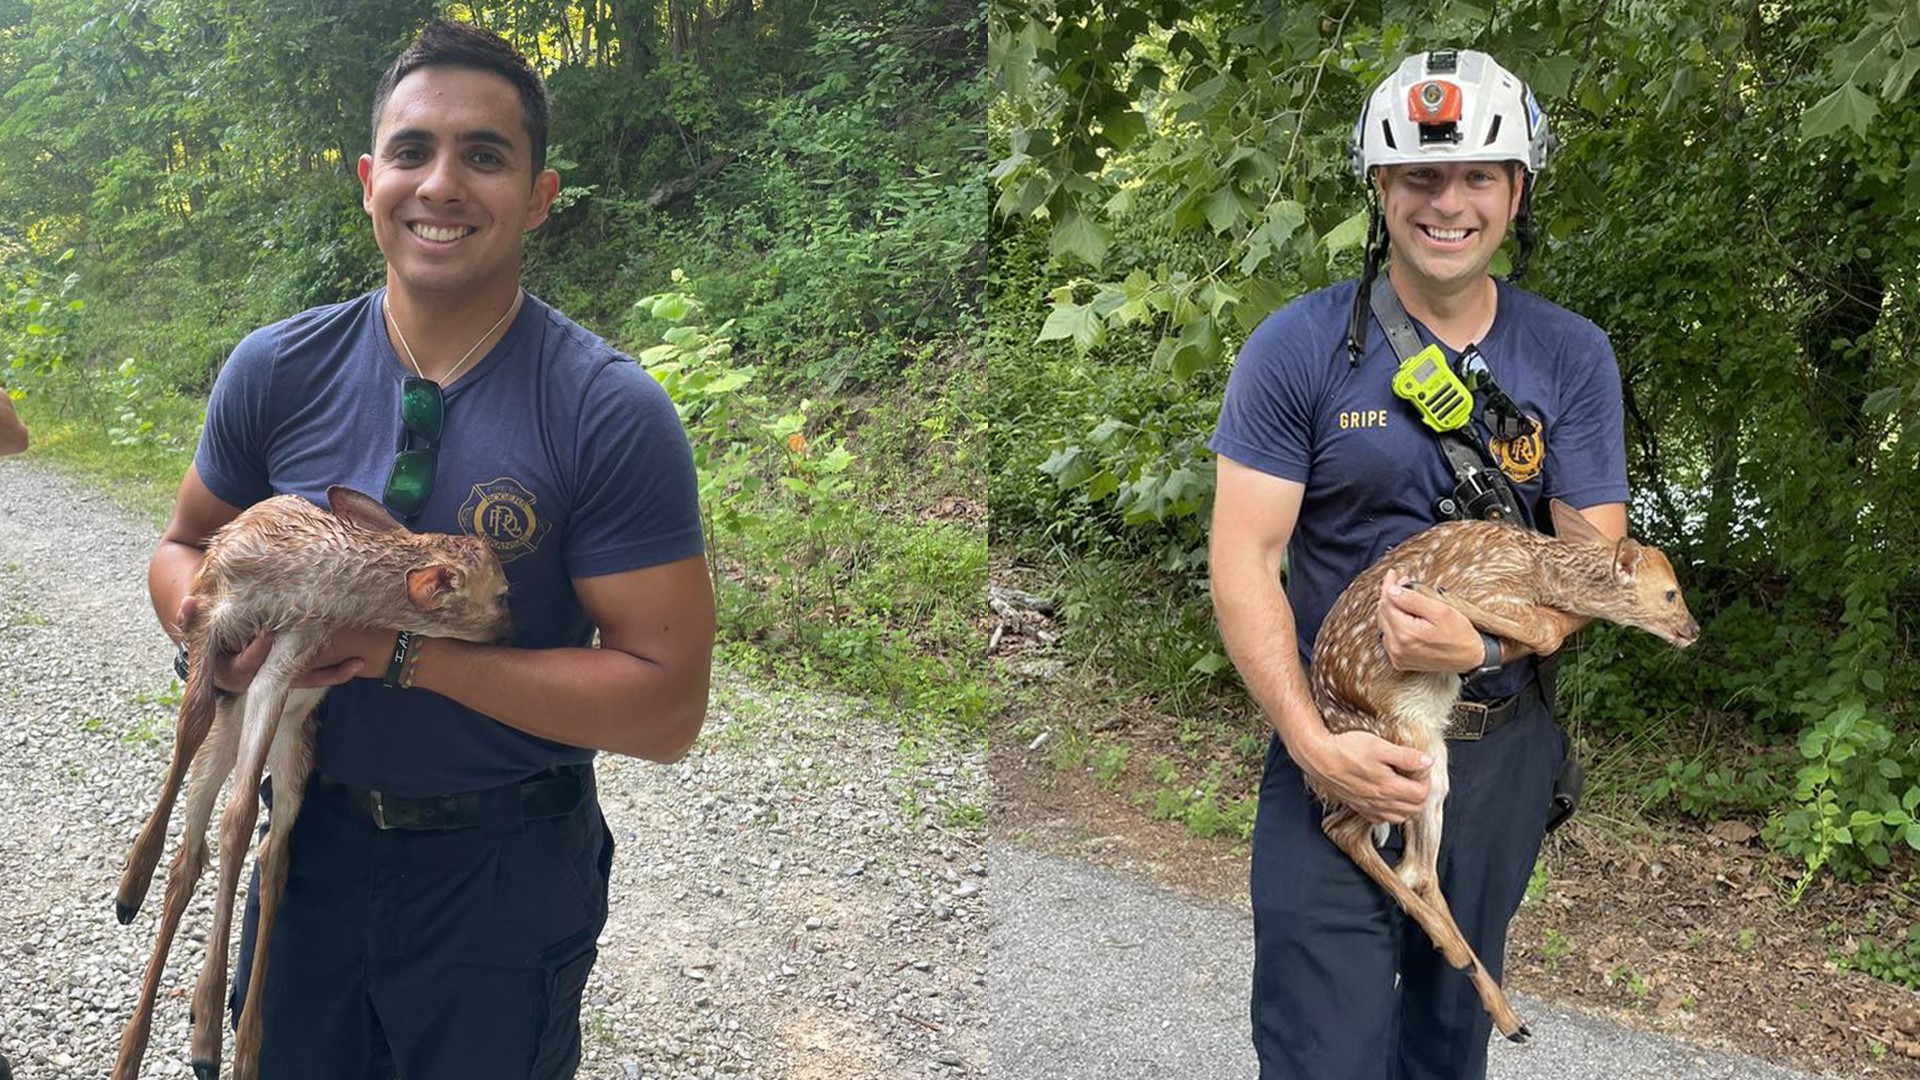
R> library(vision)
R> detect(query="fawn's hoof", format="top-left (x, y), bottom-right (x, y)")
top-left (115, 900), bottom-right (138, 925)
top-left (1506, 1023), bottom-right (1532, 1044)
top-left (193, 1059), bottom-right (220, 1080)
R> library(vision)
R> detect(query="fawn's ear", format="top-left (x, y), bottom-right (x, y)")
top-left (1549, 500), bottom-right (1607, 547)
top-left (329, 486), bottom-right (408, 533)
top-left (1613, 538), bottom-right (1646, 583)
top-left (406, 564), bottom-right (464, 609)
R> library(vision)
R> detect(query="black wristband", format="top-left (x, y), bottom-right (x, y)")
top-left (1467, 631), bottom-right (1503, 681)
top-left (383, 630), bottom-right (414, 688)
top-left (173, 643), bottom-right (189, 681)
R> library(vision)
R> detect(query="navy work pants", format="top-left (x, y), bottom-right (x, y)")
top-left (1250, 694), bottom-right (1563, 1080)
top-left (229, 768), bottom-right (613, 1080)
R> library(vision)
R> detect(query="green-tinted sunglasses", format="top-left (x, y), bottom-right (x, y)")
top-left (383, 376), bottom-right (443, 519)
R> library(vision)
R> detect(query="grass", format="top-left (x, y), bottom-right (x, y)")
top-left (1540, 928), bottom-right (1571, 969)
top-left (13, 394), bottom-right (196, 526)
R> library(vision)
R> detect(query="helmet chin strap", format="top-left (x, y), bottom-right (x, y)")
top-left (1345, 187), bottom-right (1392, 366)
top-left (1508, 171), bottom-right (1537, 283)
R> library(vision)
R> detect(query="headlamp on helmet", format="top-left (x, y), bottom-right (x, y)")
top-left (1347, 49), bottom-right (1552, 178)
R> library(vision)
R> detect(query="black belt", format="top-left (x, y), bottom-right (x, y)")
top-left (315, 764), bottom-right (589, 831)
top-left (1446, 680), bottom-right (1542, 742)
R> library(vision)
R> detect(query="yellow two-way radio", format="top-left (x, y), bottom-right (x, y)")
top-left (1391, 344), bottom-right (1473, 432)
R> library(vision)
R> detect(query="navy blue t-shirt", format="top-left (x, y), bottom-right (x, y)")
top-left (1209, 278), bottom-right (1628, 699)
top-left (195, 289), bottom-right (705, 795)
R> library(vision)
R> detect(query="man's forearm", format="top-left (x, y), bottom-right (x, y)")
top-left (1213, 566), bottom-right (1325, 755)
top-left (149, 540), bottom-right (207, 641)
top-left (405, 637), bottom-right (710, 764)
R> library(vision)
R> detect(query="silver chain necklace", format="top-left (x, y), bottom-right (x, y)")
top-left (382, 288), bottom-right (522, 385)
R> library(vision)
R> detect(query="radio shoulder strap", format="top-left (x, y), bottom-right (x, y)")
top-left (1365, 274), bottom-right (1503, 487)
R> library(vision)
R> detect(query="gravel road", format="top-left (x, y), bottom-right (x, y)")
top-left (0, 459), bottom-right (987, 1080)
top-left (989, 843), bottom-right (1840, 1080)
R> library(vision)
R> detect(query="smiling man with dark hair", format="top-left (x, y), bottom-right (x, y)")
top-left (144, 19), bottom-right (714, 1079)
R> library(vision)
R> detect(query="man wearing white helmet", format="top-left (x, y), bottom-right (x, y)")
top-left (1208, 49), bottom-right (1628, 1079)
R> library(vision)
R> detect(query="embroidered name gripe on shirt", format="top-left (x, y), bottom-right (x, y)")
top-left (1339, 410), bottom-right (1390, 430)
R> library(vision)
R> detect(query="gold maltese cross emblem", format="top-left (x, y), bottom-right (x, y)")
top-left (1487, 416), bottom-right (1544, 485)
top-left (459, 477), bottom-right (549, 563)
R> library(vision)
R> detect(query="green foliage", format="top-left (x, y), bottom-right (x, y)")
top-left (1090, 741), bottom-right (1129, 787)
top-left (1644, 755), bottom-right (1787, 820)
top-left (1840, 922), bottom-right (1920, 991)
top-left (994, 0), bottom-right (1920, 887)
top-left (0, 253), bottom-right (84, 385)
top-left (1143, 756), bottom-right (1254, 841)
top-left (637, 279), bottom-right (990, 732)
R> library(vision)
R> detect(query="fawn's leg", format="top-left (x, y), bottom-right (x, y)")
top-left (1323, 808), bottom-right (1530, 1042)
top-left (110, 694), bottom-right (241, 1080)
top-left (190, 633), bottom-right (321, 1080)
top-left (230, 692), bottom-right (322, 1080)
top-left (1395, 738), bottom-right (1449, 896)
top-left (1403, 583), bottom-right (1580, 658)
top-left (117, 633), bottom-right (221, 924)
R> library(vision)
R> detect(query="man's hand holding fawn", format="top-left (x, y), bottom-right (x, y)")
top-left (1295, 727), bottom-right (1432, 824)
top-left (1377, 569), bottom-right (1484, 673)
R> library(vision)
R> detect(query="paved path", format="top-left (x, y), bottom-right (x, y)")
top-left (988, 843), bottom-right (1836, 1080)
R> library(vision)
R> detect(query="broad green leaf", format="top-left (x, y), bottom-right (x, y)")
top-left (1659, 65), bottom-right (1695, 116)
top-left (1189, 651), bottom-right (1229, 676)
top-left (1038, 302), bottom-right (1105, 353)
top-left (1100, 107), bottom-right (1149, 152)
top-left (1050, 205), bottom-right (1110, 268)
top-left (1528, 56), bottom-right (1579, 100)
top-left (1087, 417), bottom-right (1132, 446)
top-left (1039, 445), bottom-right (1095, 488)
top-left (1239, 201), bottom-right (1307, 275)
top-left (1863, 387), bottom-right (1901, 414)
top-left (1800, 83), bottom-right (1879, 141)
top-left (703, 371), bottom-right (752, 394)
top-left (1202, 186), bottom-right (1245, 233)
top-left (817, 446), bottom-right (855, 473)
top-left (1906, 822), bottom-right (1920, 851)
top-left (1321, 209), bottom-right (1368, 256)
top-left (1863, 667), bottom-right (1887, 691)
top-left (996, 175), bottom-right (1051, 218)
top-left (1168, 315), bottom-right (1224, 381)
top-left (1883, 48), bottom-right (1920, 102)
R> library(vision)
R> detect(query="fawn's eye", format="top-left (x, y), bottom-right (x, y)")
top-left (1664, 590), bottom-right (1677, 603)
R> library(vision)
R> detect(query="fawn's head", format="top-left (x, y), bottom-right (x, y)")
top-left (328, 486), bottom-right (513, 644)
top-left (1549, 500), bottom-right (1700, 649)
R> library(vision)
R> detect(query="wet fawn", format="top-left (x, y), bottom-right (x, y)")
top-left (112, 487), bottom-right (512, 1080)
top-left (1308, 499), bottom-right (1699, 1042)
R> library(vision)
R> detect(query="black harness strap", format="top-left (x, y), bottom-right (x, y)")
top-left (1366, 274), bottom-right (1533, 530)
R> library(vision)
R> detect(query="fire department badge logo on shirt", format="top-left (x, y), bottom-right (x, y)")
top-left (460, 477), bottom-right (549, 563)
top-left (1487, 416), bottom-right (1544, 484)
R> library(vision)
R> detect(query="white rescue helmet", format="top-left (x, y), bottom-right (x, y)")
top-left (1348, 49), bottom-right (1552, 177)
